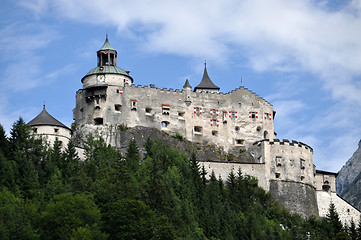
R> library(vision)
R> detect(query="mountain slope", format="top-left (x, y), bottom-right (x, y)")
top-left (336, 140), bottom-right (361, 207)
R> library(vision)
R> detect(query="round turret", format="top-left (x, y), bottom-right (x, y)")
top-left (28, 106), bottom-right (71, 148)
top-left (81, 35), bottom-right (133, 89)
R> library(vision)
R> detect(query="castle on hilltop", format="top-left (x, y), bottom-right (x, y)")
top-left (29, 36), bottom-right (360, 224)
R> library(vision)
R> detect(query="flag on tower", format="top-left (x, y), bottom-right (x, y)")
top-left (241, 77), bottom-right (243, 84)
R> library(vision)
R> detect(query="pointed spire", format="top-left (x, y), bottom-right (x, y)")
top-left (183, 79), bottom-right (191, 89)
top-left (100, 34), bottom-right (115, 51)
top-left (194, 63), bottom-right (220, 92)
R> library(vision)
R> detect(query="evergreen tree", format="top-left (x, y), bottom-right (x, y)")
top-left (349, 219), bottom-right (357, 240)
top-left (326, 202), bottom-right (344, 238)
top-left (0, 124), bottom-right (9, 157)
top-left (357, 215), bottom-right (361, 240)
top-left (125, 138), bottom-right (140, 172)
top-left (62, 140), bottom-right (80, 185)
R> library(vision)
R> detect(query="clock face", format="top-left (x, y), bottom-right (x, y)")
top-left (97, 75), bottom-right (105, 82)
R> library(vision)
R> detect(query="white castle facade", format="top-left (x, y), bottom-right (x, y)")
top-left (29, 36), bottom-right (360, 224)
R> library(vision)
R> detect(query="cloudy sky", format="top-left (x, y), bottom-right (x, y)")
top-left (1, 0), bottom-right (361, 172)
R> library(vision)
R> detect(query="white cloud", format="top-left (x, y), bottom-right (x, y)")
top-left (16, 0), bottom-right (361, 104)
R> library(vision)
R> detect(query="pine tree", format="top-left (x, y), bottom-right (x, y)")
top-left (125, 138), bottom-right (140, 172)
top-left (326, 202), bottom-right (343, 237)
top-left (357, 215), bottom-right (361, 240)
top-left (349, 219), bottom-right (357, 240)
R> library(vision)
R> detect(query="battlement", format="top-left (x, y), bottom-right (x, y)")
top-left (254, 138), bottom-right (313, 153)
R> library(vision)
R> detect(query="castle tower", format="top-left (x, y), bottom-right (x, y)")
top-left (74, 36), bottom-right (134, 125)
top-left (194, 63), bottom-right (220, 93)
top-left (28, 105), bottom-right (71, 148)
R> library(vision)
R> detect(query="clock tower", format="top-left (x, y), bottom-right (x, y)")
top-left (74, 36), bottom-right (133, 125)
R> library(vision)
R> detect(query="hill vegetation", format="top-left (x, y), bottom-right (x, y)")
top-left (0, 118), bottom-right (360, 239)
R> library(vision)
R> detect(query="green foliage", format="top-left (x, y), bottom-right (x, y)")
top-left (0, 188), bottom-right (38, 239)
top-left (105, 199), bottom-right (175, 239)
top-left (117, 123), bottom-right (128, 131)
top-left (174, 132), bottom-right (184, 141)
top-left (0, 118), bottom-right (357, 239)
top-left (40, 193), bottom-right (106, 240)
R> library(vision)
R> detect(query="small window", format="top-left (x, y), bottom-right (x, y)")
top-left (301, 176), bottom-right (305, 181)
top-left (212, 119), bottom-right (217, 126)
top-left (33, 128), bottom-right (37, 133)
top-left (239, 102), bottom-right (242, 107)
top-left (323, 175), bottom-right (329, 184)
top-left (161, 121), bottom-right (169, 128)
top-left (250, 112), bottom-right (257, 119)
top-left (194, 126), bottom-right (202, 133)
top-left (115, 104), bottom-right (121, 112)
top-left (94, 118), bottom-right (103, 125)
top-left (256, 126), bottom-right (261, 132)
top-left (235, 126), bottom-right (240, 131)
top-left (300, 159), bottom-right (306, 170)
top-left (59, 141), bottom-right (63, 147)
top-left (162, 104), bottom-right (170, 115)
top-left (195, 107), bottom-right (200, 117)
top-left (130, 99), bottom-right (137, 111)
top-left (54, 128), bottom-right (59, 133)
top-left (212, 130), bottom-right (218, 136)
top-left (145, 107), bottom-right (152, 115)
top-left (95, 106), bottom-right (101, 110)
top-left (276, 156), bottom-right (282, 166)
top-left (222, 111), bottom-right (227, 120)
top-left (231, 112), bottom-right (235, 119)
top-left (95, 97), bottom-right (100, 105)
top-left (235, 139), bottom-right (244, 145)
top-left (264, 131), bottom-right (268, 139)
top-left (178, 111), bottom-right (185, 118)
top-left (275, 173), bottom-right (281, 179)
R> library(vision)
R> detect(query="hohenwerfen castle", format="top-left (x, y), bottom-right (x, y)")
top-left (28, 36), bottom-right (360, 223)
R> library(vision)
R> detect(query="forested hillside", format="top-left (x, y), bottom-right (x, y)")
top-left (0, 118), bottom-right (359, 239)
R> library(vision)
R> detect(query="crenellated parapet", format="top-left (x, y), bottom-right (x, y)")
top-left (251, 138), bottom-right (314, 188)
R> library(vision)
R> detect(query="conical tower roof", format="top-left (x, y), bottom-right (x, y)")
top-left (194, 64), bottom-right (219, 91)
top-left (183, 79), bottom-right (191, 89)
top-left (99, 35), bottom-right (115, 51)
top-left (28, 106), bottom-right (70, 130)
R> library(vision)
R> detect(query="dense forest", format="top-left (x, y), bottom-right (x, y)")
top-left (0, 118), bottom-right (360, 239)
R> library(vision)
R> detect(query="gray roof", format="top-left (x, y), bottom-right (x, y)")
top-left (82, 65), bottom-right (133, 82)
top-left (194, 65), bottom-right (220, 91)
top-left (99, 35), bottom-right (115, 51)
top-left (28, 106), bottom-right (70, 130)
top-left (183, 79), bottom-right (191, 89)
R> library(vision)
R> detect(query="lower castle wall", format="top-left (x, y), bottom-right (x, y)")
top-left (316, 191), bottom-right (360, 225)
top-left (269, 180), bottom-right (319, 218)
top-left (199, 161), bottom-right (268, 191)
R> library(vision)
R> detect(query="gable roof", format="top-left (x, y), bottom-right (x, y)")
top-left (194, 65), bottom-right (220, 91)
top-left (28, 106), bottom-right (70, 130)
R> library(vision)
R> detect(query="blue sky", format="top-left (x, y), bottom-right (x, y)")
top-left (1, 0), bottom-right (361, 172)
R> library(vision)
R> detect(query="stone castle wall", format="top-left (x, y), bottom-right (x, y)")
top-left (74, 74), bottom-right (275, 152)
top-left (317, 191), bottom-right (360, 225)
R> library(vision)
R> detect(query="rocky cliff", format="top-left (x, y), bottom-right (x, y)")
top-left (336, 140), bottom-right (361, 209)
